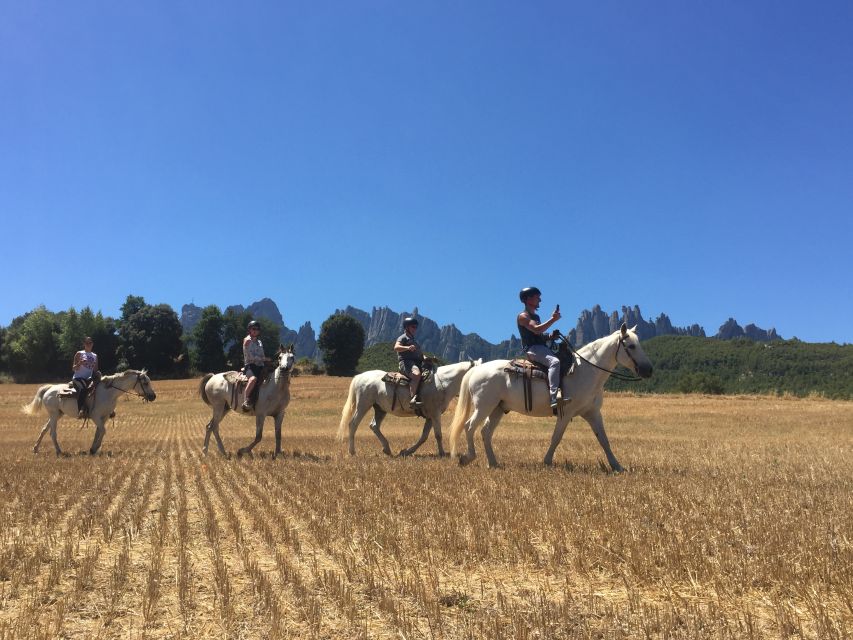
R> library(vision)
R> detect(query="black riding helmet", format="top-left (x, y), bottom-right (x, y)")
top-left (519, 287), bottom-right (542, 303)
top-left (247, 320), bottom-right (261, 330)
top-left (402, 317), bottom-right (419, 329)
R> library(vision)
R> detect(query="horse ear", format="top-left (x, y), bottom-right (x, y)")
top-left (279, 343), bottom-right (285, 351)
top-left (620, 322), bottom-right (628, 337)
top-left (288, 343), bottom-right (294, 353)
top-left (630, 325), bottom-right (638, 333)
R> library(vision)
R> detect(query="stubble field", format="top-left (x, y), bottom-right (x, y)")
top-left (0, 376), bottom-right (850, 639)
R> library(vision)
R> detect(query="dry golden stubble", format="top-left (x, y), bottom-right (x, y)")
top-left (1, 377), bottom-right (851, 638)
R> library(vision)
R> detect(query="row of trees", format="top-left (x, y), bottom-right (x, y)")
top-left (0, 297), bottom-right (368, 382)
top-left (0, 296), bottom-right (186, 381)
top-left (604, 335), bottom-right (853, 399)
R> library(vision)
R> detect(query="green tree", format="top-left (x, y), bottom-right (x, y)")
top-left (356, 342), bottom-right (398, 373)
top-left (1, 307), bottom-right (61, 381)
top-left (120, 295), bottom-right (146, 323)
top-left (318, 313), bottom-right (365, 376)
top-left (121, 303), bottom-right (184, 375)
top-left (191, 305), bottom-right (227, 373)
top-left (223, 309), bottom-right (253, 368)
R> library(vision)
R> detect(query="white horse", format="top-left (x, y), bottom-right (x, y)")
top-left (199, 345), bottom-right (295, 458)
top-left (337, 358), bottom-right (482, 457)
top-left (24, 370), bottom-right (157, 455)
top-left (449, 324), bottom-right (653, 470)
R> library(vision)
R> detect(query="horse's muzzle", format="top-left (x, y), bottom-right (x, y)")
top-left (146, 392), bottom-right (157, 401)
top-left (638, 364), bottom-right (653, 379)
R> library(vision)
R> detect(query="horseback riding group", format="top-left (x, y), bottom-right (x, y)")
top-left (24, 286), bottom-right (654, 468)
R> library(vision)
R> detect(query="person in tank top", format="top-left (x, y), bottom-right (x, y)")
top-left (517, 287), bottom-right (566, 413)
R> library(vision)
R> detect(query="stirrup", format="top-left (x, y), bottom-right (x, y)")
top-left (241, 402), bottom-right (252, 412)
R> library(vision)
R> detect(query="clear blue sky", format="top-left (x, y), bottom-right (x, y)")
top-left (2, 2), bottom-right (852, 344)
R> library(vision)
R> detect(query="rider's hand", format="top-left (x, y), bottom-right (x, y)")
top-left (551, 309), bottom-right (561, 322)
top-left (409, 345), bottom-right (417, 352)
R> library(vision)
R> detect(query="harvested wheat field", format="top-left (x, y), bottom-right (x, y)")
top-left (0, 376), bottom-right (850, 639)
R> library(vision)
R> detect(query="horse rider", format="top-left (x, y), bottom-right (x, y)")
top-left (71, 336), bottom-right (100, 418)
top-left (517, 286), bottom-right (565, 413)
top-left (242, 320), bottom-right (268, 411)
top-left (394, 317), bottom-right (426, 407)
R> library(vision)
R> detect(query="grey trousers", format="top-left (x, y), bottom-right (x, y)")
top-left (526, 344), bottom-right (560, 404)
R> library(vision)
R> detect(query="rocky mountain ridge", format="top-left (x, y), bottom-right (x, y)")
top-left (180, 299), bottom-right (781, 362)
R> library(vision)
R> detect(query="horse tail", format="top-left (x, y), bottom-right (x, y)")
top-left (449, 370), bottom-right (475, 458)
top-left (22, 385), bottom-right (51, 416)
top-left (198, 373), bottom-right (214, 406)
top-left (336, 377), bottom-right (358, 441)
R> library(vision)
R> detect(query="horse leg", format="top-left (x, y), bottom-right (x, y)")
top-left (203, 419), bottom-right (213, 455)
top-left (369, 409), bottom-right (392, 456)
top-left (90, 418), bottom-right (106, 455)
top-left (273, 412), bottom-right (285, 459)
top-left (211, 421), bottom-right (227, 457)
top-left (33, 418), bottom-right (52, 454)
top-left (543, 414), bottom-right (573, 467)
top-left (458, 406), bottom-right (492, 467)
top-left (346, 400), bottom-right (373, 456)
top-left (433, 416), bottom-right (448, 457)
top-left (238, 415), bottom-right (264, 457)
top-left (399, 417), bottom-right (431, 457)
top-left (480, 407), bottom-right (506, 469)
top-left (582, 409), bottom-right (624, 473)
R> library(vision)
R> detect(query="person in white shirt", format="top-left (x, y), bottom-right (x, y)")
top-left (71, 337), bottom-right (99, 418)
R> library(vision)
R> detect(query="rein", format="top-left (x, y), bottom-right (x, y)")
top-left (563, 336), bottom-right (645, 383)
top-left (104, 371), bottom-right (151, 399)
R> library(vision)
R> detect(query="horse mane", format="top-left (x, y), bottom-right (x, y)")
top-left (576, 327), bottom-right (637, 361)
top-left (101, 368), bottom-right (147, 384)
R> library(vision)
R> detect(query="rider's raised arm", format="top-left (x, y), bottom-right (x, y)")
top-left (517, 311), bottom-right (559, 335)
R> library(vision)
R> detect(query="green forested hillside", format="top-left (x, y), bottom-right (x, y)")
top-left (357, 342), bottom-right (398, 373)
top-left (605, 336), bottom-right (853, 399)
top-left (356, 342), bottom-right (448, 374)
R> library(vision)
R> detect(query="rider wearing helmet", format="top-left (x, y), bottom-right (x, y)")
top-left (242, 320), bottom-right (267, 411)
top-left (517, 287), bottom-right (564, 413)
top-left (394, 317), bottom-right (425, 407)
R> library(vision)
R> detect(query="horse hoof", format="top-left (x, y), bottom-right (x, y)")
top-left (458, 455), bottom-right (473, 467)
top-left (398, 449), bottom-right (411, 458)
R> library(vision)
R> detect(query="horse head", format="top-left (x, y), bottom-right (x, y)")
top-left (615, 324), bottom-right (653, 379)
top-left (274, 344), bottom-right (296, 382)
top-left (130, 369), bottom-right (157, 401)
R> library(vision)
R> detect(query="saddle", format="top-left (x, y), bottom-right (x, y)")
top-left (58, 378), bottom-right (97, 399)
top-left (381, 369), bottom-right (433, 387)
top-left (381, 369), bottom-right (433, 418)
top-left (504, 339), bottom-right (577, 413)
top-left (223, 369), bottom-right (265, 411)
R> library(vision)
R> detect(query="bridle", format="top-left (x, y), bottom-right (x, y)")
top-left (558, 333), bottom-right (645, 383)
top-left (104, 371), bottom-right (153, 399)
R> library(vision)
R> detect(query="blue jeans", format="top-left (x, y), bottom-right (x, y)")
top-left (526, 344), bottom-right (560, 404)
